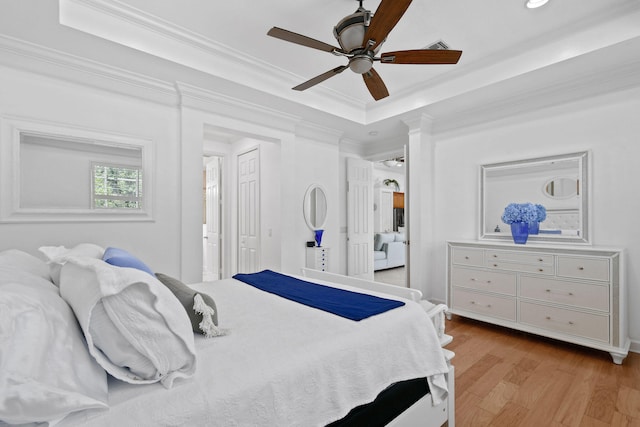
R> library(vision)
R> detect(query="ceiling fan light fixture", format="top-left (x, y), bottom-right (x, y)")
top-left (333, 10), bottom-right (369, 52)
top-left (349, 55), bottom-right (373, 74)
top-left (525, 0), bottom-right (549, 8)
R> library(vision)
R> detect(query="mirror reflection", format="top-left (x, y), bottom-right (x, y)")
top-left (480, 152), bottom-right (589, 244)
top-left (544, 177), bottom-right (578, 199)
top-left (303, 184), bottom-right (327, 230)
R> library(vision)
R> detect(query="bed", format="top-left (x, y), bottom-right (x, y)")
top-left (0, 245), bottom-right (454, 427)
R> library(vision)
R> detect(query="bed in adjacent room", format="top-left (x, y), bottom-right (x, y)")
top-left (0, 245), bottom-right (454, 427)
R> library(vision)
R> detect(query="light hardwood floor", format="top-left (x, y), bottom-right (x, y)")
top-left (446, 315), bottom-right (640, 427)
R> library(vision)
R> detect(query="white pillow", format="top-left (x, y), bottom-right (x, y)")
top-left (39, 243), bottom-right (105, 285)
top-left (59, 257), bottom-right (196, 389)
top-left (0, 268), bottom-right (108, 425)
top-left (0, 249), bottom-right (51, 282)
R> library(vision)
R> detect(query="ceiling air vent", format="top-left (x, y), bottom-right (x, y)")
top-left (425, 40), bottom-right (450, 50)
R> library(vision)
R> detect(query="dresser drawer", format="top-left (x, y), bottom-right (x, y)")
top-left (557, 256), bottom-right (610, 282)
top-left (451, 247), bottom-right (484, 267)
top-left (452, 288), bottom-right (516, 321)
top-left (486, 260), bottom-right (554, 275)
top-left (486, 250), bottom-right (553, 265)
top-left (519, 301), bottom-right (609, 342)
top-left (451, 267), bottom-right (516, 296)
top-left (520, 276), bottom-right (609, 312)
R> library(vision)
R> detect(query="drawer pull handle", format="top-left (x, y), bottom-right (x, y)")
top-left (470, 278), bottom-right (476, 281)
top-left (568, 292), bottom-right (574, 296)
top-left (546, 316), bottom-right (551, 320)
top-left (538, 268), bottom-right (544, 272)
top-left (493, 264), bottom-right (498, 267)
top-left (486, 280), bottom-right (492, 284)
top-left (470, 301), bottom-right (476, 305)
top-left (578, 267), bottom-right (585, 271)
top-left (538, 258), bottom-right (543, 262)
top-left (493, 255), bottom-right (498, 258)
top-left (465, 256), bottom-right (469, 260)
top-left (568, 321), bottom-right (574, 325)
top-left (545, 289), bottom-right (551, 293)
top-left (486, 304), bottom-right (492, 308)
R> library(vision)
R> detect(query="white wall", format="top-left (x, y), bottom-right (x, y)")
top-left (285, 136), bottom-right (340, 275)
top-left (431, 88), bottom-right (640, 347)
top-left (0, 65), bottom-right (182, 274)
top-left (373, 164), bottom-right (405, 193)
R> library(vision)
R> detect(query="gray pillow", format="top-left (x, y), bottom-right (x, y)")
top-left (155, 273), bottom-right (222, 337)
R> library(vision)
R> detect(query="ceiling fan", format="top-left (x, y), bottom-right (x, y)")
top-left (267, 0), bottom-right (462, 101)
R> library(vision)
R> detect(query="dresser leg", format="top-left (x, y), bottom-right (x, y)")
top-left (610, 351), bottom-right (628, 365)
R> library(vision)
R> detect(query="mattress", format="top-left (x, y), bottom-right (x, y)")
top-left (58, 275), bottom-right (449, 426)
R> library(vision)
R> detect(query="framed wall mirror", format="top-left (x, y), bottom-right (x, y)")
top-left (0, 116), bottom-right (153, 222)
top-left (480, 151), bottom-right (590, 244)
top-left (303, 184), bottom-right (327, 230)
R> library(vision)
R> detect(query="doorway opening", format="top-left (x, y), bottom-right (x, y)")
top-left (203, 155), bottom-right (223, 281)
top-left (373, 156), bottom-right (406, 287)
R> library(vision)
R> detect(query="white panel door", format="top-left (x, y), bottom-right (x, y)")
top-left (238, 148), bottom-right (259, 273)
top-left (203, 156), bottom-right (221, 281)
top-left (347, 157), bottom-right (373, 280)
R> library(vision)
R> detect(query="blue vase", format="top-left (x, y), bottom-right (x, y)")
top-left (314, 229), bottom-right (324, 247)
top-left (528, 221), bottom-right (539, 235)
top-left (510, 222), bottom-right (529, 244)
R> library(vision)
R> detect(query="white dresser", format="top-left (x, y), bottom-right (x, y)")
top-left (447, 241), bottom-right (629, 364)
top-left (306, 247), bottom-right (330, 271)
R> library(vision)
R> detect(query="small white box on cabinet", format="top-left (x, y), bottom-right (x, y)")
top-left (306, 247), bottom-right (329, 271)
top-left (446, 241), bottom-right (629, 364)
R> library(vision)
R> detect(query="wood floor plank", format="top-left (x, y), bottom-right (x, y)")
top-left (477, 380), bottom-right (518, 415)
top-left (489, 401), bottom-right (529, 426)
top-left (617, 386), bottom-right (640, 419)
top-left (447, 315), bottom-right (640, 427)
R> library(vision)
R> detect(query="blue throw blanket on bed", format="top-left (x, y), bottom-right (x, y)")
top-left (232, 270), bottom-right (405, 321)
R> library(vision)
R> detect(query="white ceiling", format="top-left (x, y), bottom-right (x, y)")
top-left (4, 0), bottom-right (640, 149)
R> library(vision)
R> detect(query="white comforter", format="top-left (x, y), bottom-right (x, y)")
top-left (60, 276), bottom-right (449, 427)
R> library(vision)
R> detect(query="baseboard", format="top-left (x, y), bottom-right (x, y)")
top-left (629, 339), bottom-right (640, 354)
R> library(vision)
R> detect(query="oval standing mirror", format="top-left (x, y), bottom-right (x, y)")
top-left (543, 177), bottom-right (578, 199)
top-left (303, 184), bottom-right (327, 230)
top-left (480, 151), bottom-right (590, 244)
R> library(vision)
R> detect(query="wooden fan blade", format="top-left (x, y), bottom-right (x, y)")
top-left (293, 65), bottom-right (348, 91)
top-left (362, 68), bottom-right (389, 101)
top-left (380, 49), bottom-right (462, 64)
top-left (268, 27), bottom-right (341, 53)
top-left (363, 0), bottom-right (413, 52)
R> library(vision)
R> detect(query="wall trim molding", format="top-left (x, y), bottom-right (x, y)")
top-left (0, 34), bottom-right (178, 106)
top-left (176, 82), bottom-right (301, 135)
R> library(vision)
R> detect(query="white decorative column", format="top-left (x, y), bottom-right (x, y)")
top-left (402, 113), bottom-right (436, 300)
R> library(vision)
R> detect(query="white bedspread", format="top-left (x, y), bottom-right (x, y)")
top-left (59, 276), bottom-right (449, 427)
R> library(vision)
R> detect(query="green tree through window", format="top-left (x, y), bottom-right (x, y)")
top-left (93, 164), bottom-right (143, 209)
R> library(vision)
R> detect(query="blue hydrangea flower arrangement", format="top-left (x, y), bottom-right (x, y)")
top-left (534, 203), bottom-right (547, 222)
top-left (501, 203), bottom-right (538, 224)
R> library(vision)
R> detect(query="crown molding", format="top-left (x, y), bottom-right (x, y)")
top-left (0, 34), bottom-right (178, 106)
top-left (431, 41), bottom-right (640, 135)
top-left (176, 82), bottom-right (301, 135)
top-left (295, 122), bottom-right (343, 146)
top-left (59, 0), bottom-right (367, 123)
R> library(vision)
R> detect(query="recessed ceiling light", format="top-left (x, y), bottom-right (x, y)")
top-left (526, 0), bottom-right (549, 8)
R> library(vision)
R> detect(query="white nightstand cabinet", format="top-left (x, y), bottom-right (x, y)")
top-left (446, 241), bottom-right (629, 364)
top-left (306, 247), bottom-right (329, 271)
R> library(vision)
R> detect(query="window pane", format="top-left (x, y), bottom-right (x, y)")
top-left (93, 164), bottom-right (142, 209)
